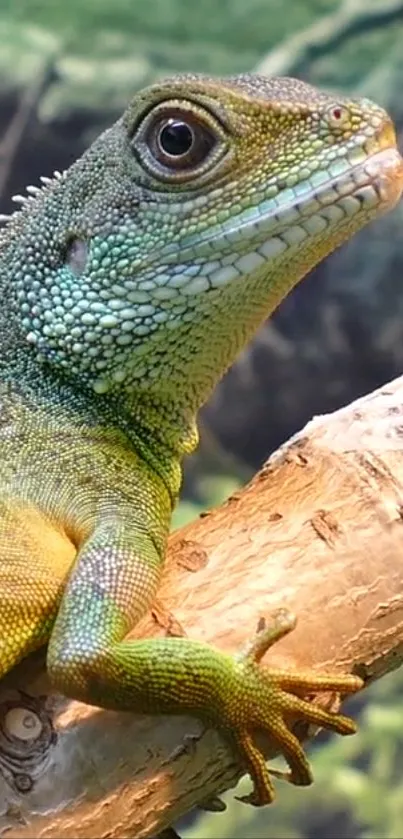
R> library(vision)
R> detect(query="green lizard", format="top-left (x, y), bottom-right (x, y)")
top-left (0, 73), bottom-right (402, 807)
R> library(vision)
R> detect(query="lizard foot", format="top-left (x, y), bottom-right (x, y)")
top-left (221, 608), bottom-right (362, 806)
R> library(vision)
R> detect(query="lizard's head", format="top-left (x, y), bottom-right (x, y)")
top-left (2, 73), bottom-right (403, 407)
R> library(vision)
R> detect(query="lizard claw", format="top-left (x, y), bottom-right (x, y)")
top-left (223, 609), bottom-right (363, 806)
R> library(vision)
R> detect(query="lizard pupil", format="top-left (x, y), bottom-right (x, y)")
top-left (158, 120), bottom-right (194, 157)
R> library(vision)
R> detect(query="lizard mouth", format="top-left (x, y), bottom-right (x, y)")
top-left (353, 145), bottom-right (403, 211)
top-left (153, 144), bottom-right (403, 292)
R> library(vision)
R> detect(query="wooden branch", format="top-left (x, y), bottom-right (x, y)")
top-left (2, 375), bottom-right (403, 838)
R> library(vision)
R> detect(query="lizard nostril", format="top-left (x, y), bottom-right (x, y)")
top-left (64, 237), bottom-right (88, 277)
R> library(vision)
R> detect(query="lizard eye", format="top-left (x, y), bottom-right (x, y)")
top-left (150, 114), bottom-right (216, 170)
top-left (132, 102), bottom-right (226, 184)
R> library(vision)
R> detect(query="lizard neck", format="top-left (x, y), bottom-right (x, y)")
top-left (0, 346), bottom-right (196, 503)
top-left (0, 249), bottom-right (293, 485)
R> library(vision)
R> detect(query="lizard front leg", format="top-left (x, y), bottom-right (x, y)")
top-left (47, 482), bottom-right (362, 806)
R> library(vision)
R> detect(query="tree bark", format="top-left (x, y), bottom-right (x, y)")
top-left (1, 375), bottom-right (403, 839)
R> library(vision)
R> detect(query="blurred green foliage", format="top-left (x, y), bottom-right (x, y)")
top-left (172, 475), bottom-right (242, 529)
top-left (1, 0), bottom-right (402, 123)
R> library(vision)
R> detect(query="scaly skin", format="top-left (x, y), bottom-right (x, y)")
top-left (0, 74), bottom-right (402, 806)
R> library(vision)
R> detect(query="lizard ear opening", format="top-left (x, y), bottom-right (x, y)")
top-left (63, 237), bottom-right (88, 278)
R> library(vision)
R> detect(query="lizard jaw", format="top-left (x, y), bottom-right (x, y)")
top-left (151, 144), bottom-right (403, 294)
